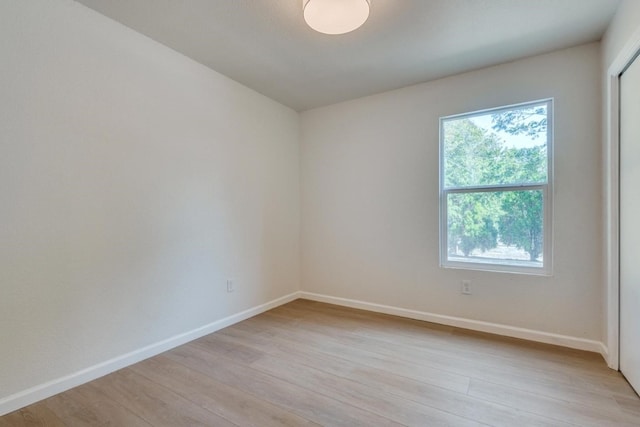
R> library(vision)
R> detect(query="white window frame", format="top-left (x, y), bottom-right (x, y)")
top-left (439, 99), bottom-right (554, 275)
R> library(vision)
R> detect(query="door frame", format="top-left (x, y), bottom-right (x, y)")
top-left (605, 27), bottom-right (640, 371)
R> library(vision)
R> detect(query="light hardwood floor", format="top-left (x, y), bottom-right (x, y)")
top-left (2, 299), bottom-right (639, 426)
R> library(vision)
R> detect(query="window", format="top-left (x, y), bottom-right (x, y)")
top-left (439, 99), bottom-right (553, 275)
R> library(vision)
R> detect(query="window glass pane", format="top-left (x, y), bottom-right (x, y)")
top-left (443, 103), bottom-right (548, 188)
top-left (447, 190), bottom-right (543, 268)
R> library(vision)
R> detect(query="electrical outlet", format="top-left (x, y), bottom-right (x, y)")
top-left (226, 279), bottom-right (235, 293)
top-left (461, 280), bottom-right (472, 295)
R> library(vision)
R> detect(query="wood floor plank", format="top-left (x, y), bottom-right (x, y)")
top-left (42, 386), bottom-right (152, 427)
top-left (87, 369), bottom-right (237, 426)
top-left (239, 313), bottom-right (473, 393)
top-left (250, 351), bottom-right (499, 427)
top-left (468, 378), bottom-right (639, 426)
top-left (129, 355), bottom-right (321, 427)
top-left (285, 300), bottom-right (608, 375)
top-left (337, 326), bottom-right (622, 410)
top-left (2, 300), bottom-right (639, 427)
top-left (614, 393), bottom-right (640, 418)
top-left (288, 300), bottom-right (606, 372)
top-left (0, 403), bottom-right (66, 427)
top-left (268, 302), bottom-right (632, 406)
top-left (215, 324), bottom-right (573, 427)
top-left (166, 343), bottom-right (404, 427)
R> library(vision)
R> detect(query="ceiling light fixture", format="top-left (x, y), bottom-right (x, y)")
top-left (302, 0), bottom-right (371, 35)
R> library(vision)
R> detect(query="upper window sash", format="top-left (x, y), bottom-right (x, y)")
top-left (441, 100), bottom-right (550, 190)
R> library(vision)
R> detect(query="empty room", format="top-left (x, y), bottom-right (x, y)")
top-left (2, 0), bottom-right (640, 425)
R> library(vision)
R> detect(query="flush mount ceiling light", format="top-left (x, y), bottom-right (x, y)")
top-left (302, 0), bottom-right (371, 35)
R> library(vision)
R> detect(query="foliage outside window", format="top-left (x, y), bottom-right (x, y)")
top-left (439, 99), bottom-right (553, 274)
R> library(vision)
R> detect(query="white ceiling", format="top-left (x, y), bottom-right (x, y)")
top-left (74, 0), bottom-right (620, 111)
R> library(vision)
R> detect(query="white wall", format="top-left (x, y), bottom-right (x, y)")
top-left (0, 0), bottom-right (299, 405)
top-left (601, 0), bottom-right (640, 367)
top-left (301, 43), bottom-right (602, 341)
top-left (602, 0), bottom-right (640, 69)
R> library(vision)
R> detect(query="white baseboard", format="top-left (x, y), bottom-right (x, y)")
top-left (600, 343), bottom-right (614, 369)
top-left (0, 292), bottom-right (299, 416)
top-left (299, 292), bottom-right (607, 358)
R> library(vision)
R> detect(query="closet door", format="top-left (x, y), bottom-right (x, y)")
top-left (620, 51), bottom-right (640, 393)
